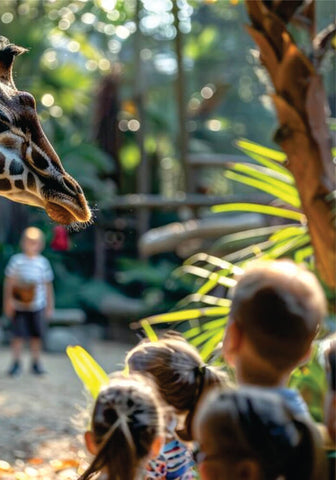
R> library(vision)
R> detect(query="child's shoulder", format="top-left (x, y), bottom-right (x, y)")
top-left (7, 253), bottom-right (24, 263)
top-left (33, 254), bottom-right (50, 264)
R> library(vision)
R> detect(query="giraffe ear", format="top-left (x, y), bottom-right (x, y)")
top-left (0, 36), bottom-right (27, 87)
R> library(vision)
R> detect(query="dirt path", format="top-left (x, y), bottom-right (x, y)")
top-left (0, 340), bottom-right (131, 479)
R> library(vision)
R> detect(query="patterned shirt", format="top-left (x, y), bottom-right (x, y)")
top-left (145, 417), bottom-right (195, 480)
top-left (5, 253), bottom-right (54, 311)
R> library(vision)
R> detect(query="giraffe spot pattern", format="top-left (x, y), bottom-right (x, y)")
top-left (27, 172), bottom-right (36, 191)
top-left (32, 149), bottom-right (49, 170)
top-left (0, 178), bottom-right (11, 191)
top-left (0, 135), bottom-right (17, 149)
top-left (14, 179), bottom-right (24, 190)
top-left (9, 159), bottom-right (24, 176)
top-left (0, 152), bottom-right (5, 173)
top-left (0, 122), bottom-right (8, 134)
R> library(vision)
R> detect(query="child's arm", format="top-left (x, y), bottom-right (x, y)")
top-left (45, 281), bottom-right (54, 319)
top-left (3, 275), bottom-right (15, 318)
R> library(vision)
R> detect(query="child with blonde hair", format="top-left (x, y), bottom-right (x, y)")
top-left (80, 373), bottom-right (164, 480)
top-left (3, 226), bottom-right (54, 375)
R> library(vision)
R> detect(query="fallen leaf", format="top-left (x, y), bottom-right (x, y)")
top-left (27, 459), bottom-right (44, 466)
top-left (50, 459), bottom-right (79, 472)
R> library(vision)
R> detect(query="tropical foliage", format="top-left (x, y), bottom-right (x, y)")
top-left (132, 139), bottom-right (334, 420)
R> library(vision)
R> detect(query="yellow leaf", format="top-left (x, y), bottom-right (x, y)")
top-left (50, 459), bottom-right (79, 472)
top-left (66, 345), bottom-right (109, 398)
top-left (27, 458), bottom-right (44, 465)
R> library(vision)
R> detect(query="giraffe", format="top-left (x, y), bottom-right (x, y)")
top-left (0, 36), bottom-right (91, 226)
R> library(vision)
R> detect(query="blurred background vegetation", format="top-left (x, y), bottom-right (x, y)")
top-left (0, 0), bottom-right (334, 344)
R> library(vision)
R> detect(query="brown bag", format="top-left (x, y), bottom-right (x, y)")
top-left (12, 283), bottom-right (35, 304)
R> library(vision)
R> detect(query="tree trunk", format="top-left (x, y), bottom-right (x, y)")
top-left (134, 0), bottom-right (150, 238)
top-left (245, 0), bottom-right (335, 287)
top-left (173, 0), bottom-right (191, 193)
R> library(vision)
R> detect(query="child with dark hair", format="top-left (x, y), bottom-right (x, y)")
top-left (79, 373), bottom-right (164, 480)
top-left (125, 332), bottom-right (229, 480)
top-left (192, 388), bottom-right (326, 480)
top-left (222, 259), bottom-right (326, 418)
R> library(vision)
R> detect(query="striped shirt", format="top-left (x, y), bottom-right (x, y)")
top-left (5, 253), bottom-right (54, 311)
top-left (146, 439), bottom-right (195, 480)
top-left (146, 416), bottom-right (195, 480)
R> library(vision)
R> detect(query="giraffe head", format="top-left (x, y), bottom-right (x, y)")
top-left (0, 36), bottom-right (91, 226)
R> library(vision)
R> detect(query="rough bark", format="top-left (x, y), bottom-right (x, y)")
top-left (245, 0), bottom-right (335, 287)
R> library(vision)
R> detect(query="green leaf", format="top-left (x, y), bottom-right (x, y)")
top-left (190, 326), bottom-right (224, 348)
top-left (294, 246), bottom-right (314, 263)
top-left (236, 138), bottom-right (287, 163)
top-left (269, 225), bottom-right (307, 242)
top-left (177, 294), bottom-right (231, 308)
top-left (202, 316), bottom-right (229, 331)
top-left (140, 320), bottom-right (158, 341)
top-left (225, 170), bottom-right (300, 207)
top-left (142, 306), bottom-right (230, 325)
top-left (212, 203), bottom-right (305, 222)
top-left (199, 329), bottom-right (225, 361)
top-left (184, 253), bottom-right (243, 275)
top-left (226, 162), bottom-right (298, 204)
top-left (197, 278), bottom-right (223, 296)
top-left (260, 233), bottom-right (310, 259)
top-left (178, 265), bottom-right (237, 288)
top-left (228, 161), bottom-right (294, 185)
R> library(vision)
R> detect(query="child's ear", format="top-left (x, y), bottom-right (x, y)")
top-left (235, 459), bottom-right (260, 479)
top-left (149, 436), bottom-right (164, 458)
top-left (84, 430), bottom-right (98, 455)
top-left (222, 320), bottom-right (242, 367)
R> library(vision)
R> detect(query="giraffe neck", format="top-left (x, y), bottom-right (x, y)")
top-left (0, 133), bottom-right (43, 207)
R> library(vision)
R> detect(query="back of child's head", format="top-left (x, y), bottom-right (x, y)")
top-left (229, 259), bottom-right (326, 371)
top-left (193, 387), bottom-right (326, 480)
top-left (125, 331), bottom-right (228, 441)
top-left (79, 373), bottom-right (163, 480)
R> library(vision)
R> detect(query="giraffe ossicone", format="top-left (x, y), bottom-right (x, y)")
top-left (0, 36), bottom-right (91, 226)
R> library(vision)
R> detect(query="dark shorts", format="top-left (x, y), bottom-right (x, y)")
top-left (12, 309), bottom-right (45, 339)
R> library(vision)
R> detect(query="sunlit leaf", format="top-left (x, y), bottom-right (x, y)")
top-left (141, 306), bottom-right (230, 325)
top-left (225, 170), bottom-right (300, 207)
top-left (178, 265), bottom-right (237, 288)
top-left (140, 320), bottom-right (158, 341)
top-left (184, 253), bottom-right (243, 275)
top-left (66, 345), bottom-right (109, 398)
top-left (197, 278), bottom-right (221, 296)
top-left (294, 245), bottom-right (314, 263)
top-left (199, 329), bottom-right (225, 361)
top-left (177, 293), bottom-right (231, 308)
top-left (269, 225), bottom-right (307, 242)
top-left (236, 138), bottom-right (287, 163)
top-left (212, 203), bottom-right (305, 222)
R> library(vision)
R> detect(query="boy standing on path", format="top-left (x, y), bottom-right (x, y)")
top-left (3, 227), bottom-right (54, 376)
